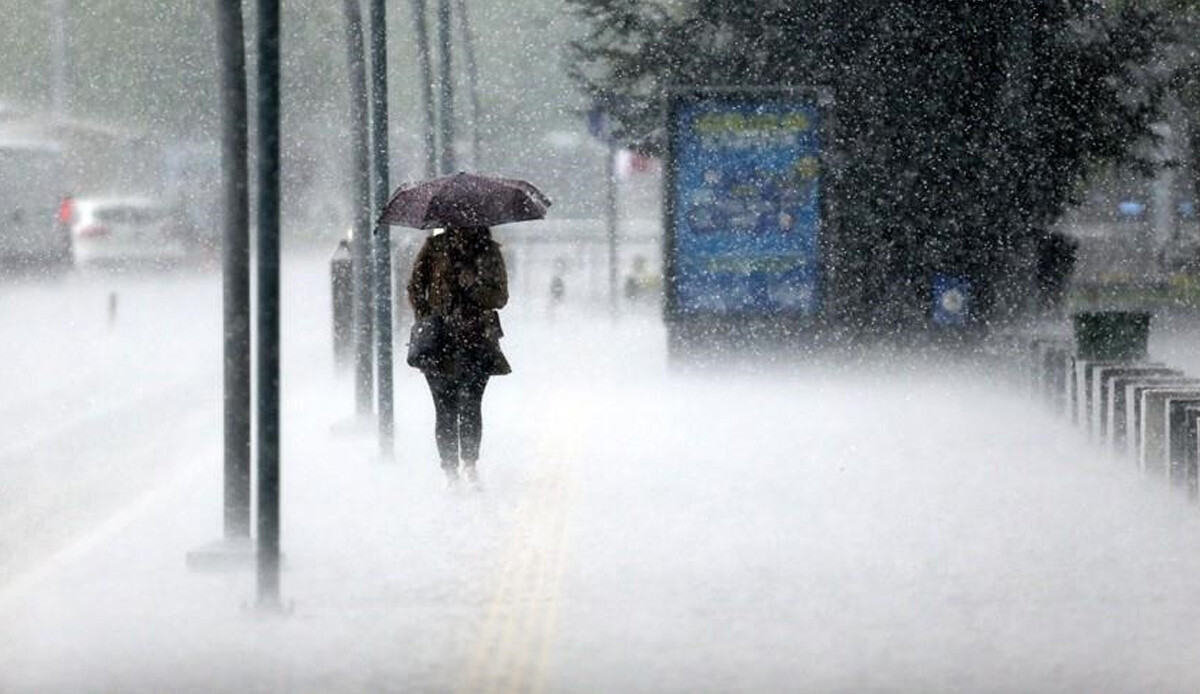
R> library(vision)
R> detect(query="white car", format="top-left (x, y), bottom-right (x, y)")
top-left (69, 197), bottom-right (187, 268)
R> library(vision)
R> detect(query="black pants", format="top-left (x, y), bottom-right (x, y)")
top-left (425, 372), bottom-right (489, 468)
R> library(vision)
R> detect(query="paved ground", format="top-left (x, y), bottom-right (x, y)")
top-left (5, 258), bottom-right (1200, 692)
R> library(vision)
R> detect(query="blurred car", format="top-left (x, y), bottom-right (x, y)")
top-left (68, 196), bottom-right (187, 268)
top-left (0, 139), bottom-right (73, 271)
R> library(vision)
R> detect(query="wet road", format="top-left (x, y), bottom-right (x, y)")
top-left (3, 255), bottom-right (1200, 692)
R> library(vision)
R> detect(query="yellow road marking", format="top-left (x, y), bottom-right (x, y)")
top-left (530, 475), bottom-right (576, 694)
top-left (459, 402), bottom-right (583, 694)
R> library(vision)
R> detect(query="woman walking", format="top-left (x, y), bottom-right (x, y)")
top-left (407, 224), bottom-right (510, 488)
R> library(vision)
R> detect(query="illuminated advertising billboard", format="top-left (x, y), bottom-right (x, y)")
top-left (665, 89), bottom-right (823, 319)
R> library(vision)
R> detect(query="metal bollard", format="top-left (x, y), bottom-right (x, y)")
top-left (1094, 366), bottom-right (1176, 443)
top-left (1138, 387), bottom-right (1200, 478)
top-left (331, 239), bottom-right (353, 370)
top-left (1166, 397), bottom-right (1200, 490)
top-left (1108, 371), bottom-right (1182, 454)
top-left (1043, 343), bottom-right (1072, 415)
top-left (1183, 406), bottom-right (1200, 500)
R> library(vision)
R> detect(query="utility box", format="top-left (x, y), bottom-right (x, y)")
top-left (1073, 310), bottom-right (1150, 362)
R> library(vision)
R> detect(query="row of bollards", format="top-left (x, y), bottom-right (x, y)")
top-left (1024, 311), bottom-right (1200, 499)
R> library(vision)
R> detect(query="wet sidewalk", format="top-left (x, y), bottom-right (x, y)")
top-left (5, 317), bottom-right (1200, 693)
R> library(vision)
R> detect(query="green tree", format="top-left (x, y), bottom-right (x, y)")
top-left (1154, 0), bottom-right (1200, 223)
top-left (568, 0), bottom-right (1172, 333)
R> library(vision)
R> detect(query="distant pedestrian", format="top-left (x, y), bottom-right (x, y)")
top-left (548, 256), bottom-right (567, 321)
top-left (407, 225), bottom-right (511, 489)
top-left (624, 255), bottom-right (654, 301)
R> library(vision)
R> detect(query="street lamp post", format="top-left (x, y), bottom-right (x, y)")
top-left (606, 136), bottom-right (619, 318)
top-left (1007, 0), bottom-right (1037, 319)
top-left (436, 0), bottom-right (455, 174)
top-left (217, 0), bottom-right (252, 541)
top-left (345, 0), bottom-right (375, 419)
top-left (255, 0), bottom-right (283, 611)
top-left (184, 0), bottom-right (254, 574)
top-left (455, 0), bottom-right (481, 168)
top-left (411, 0), bottom-right (438, 178)
top-left (369, 0), bottom-right (395, 457)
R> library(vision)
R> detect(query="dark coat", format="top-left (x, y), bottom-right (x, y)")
top-left (407, 228), bottom-right (511, 377)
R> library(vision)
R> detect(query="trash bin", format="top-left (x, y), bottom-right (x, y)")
top-left (331, 240), bottom-right (353, 370)
top-left (1072, 310), bottom-right (1150, 362)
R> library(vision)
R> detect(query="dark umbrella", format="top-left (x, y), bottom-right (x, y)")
top-left (378, 171), bottom-right (550, 229)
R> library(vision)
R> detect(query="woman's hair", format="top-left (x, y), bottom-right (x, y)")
top-left (445, 224), bottom-right (492, 237)
top-left (443, 226), bottom-right (494, 260)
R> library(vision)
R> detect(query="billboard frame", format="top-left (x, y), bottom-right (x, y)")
top-left (662, 85), bottom-right (833, 351)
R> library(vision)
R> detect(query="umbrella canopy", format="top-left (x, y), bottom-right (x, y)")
top-left (378, 171), bottom-right (551, 230)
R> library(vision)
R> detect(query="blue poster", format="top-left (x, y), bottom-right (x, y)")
top-left (668, 94), bottom-right (822, 317)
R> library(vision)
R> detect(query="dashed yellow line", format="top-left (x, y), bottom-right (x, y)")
top-left (459, 404), bottom-right (582, 694)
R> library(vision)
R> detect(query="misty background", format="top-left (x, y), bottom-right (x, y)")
top-left (0, 0), bottom-right (622, 242)
top-left (4, 1), bottom-right (1200, 321)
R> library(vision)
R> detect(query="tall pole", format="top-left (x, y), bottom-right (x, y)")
top-left (345, 0), bottom-right (375, 418)
top-left (1007, 0), bottom-right (1036, 320)
top-left (436, 0), bottom-right (455, 174)
top-left (216, 0), bottom-right (251, 540)
top-left (455, 0), bottom-right (481, 169)
top-left (369, 0), bottom-right (394, 457)
top-left (606, 139), bottom-right (619, 318)
top-left (411, 0), bottom-right (438, 178)
top-left (50, 0), bottom-right (68, 117)
top-left (255, 0), bottom-right (283, 610)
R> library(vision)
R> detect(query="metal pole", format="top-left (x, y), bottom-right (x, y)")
top-left (410, 0), bottom-right (438, 178)
top-left (1009, 0), bottom-right (1036, 320)
top-left (369, 0), bottom-right (394, 457)
top-left (50, 0), bottom-right (68, 117)
top-left (455, 0), bottom-right (481, 169)
top-left (345, 0), bottom-right (375, 418)
top-left (606, 139), bottom-right (619, 318)
top-left (216, 0), bottom-right (251, 539)
top-left (436, 0), bottom-right (455, 175)
top-left (255, 0), bottom-right (283, 610)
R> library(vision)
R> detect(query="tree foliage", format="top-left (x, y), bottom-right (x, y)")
top-left (568, 0), bottom-right (1173, 332)
top-left (1153, 0), bottom-right (1200, 215)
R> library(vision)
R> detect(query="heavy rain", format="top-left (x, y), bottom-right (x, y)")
top-left (3, 1), bottom-right (1200, 692)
